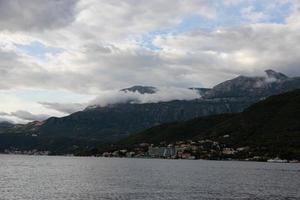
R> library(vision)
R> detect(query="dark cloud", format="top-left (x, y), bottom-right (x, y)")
top-left (0, 0), bottom-right (78, 31)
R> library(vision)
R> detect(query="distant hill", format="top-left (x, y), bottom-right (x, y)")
top-left (120, 90), bottom-right (300, 159)
top-left (36, 99), bottom-right (253, 141)
top-left (0, 121), bottom-right (14, 131)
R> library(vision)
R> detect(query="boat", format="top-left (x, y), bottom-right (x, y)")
top-left (289, 160), bottom-right (300, 163)
top-left (267, 157), bottom-right (288, 163)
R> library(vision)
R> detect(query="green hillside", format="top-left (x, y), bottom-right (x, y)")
top-left (120, 90), bottom-right (300, 159)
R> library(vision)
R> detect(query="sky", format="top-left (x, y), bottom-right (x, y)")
top-left (0, 0), bottom-right (300, 123)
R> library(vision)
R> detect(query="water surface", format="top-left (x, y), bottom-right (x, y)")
top-left (0, 155), bottom-right (299, 200)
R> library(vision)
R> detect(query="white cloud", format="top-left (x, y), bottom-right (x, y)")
top-left (241, 6), bottom-right (269, 23)
top-left (10, 110), bottom-right (50, 121)
top-left (0, 110), bottom-right (50, 123)
top-left (0, 0), bottom-right (300, 121)
top-left (1, 0), bottom-right (299, 93)
top-left (88, 87), bottom-right (200, 107)
top-left (0, 117), bottom-right (14, 123)
top-left (39, 102), bottom-right (86, 114)
top-left (35, 87), bottom-right (201, 116)
top-left (153, 22), bottom-right (300, 81)
top-left (0, 92), bottom-right (65, 123)
top-left (70, 0), bottom-right (216, 42)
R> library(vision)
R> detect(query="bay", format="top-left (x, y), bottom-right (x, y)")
top-left (0, 154), bottom-right (299, 200)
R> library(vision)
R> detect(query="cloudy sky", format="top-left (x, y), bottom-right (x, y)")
top-left (0, 0), bottom-right (300, 123)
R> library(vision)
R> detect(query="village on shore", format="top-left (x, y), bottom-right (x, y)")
top-left (101, 139), bottom-right (300, 163)
top-left (2, 137), bottom-right (299, 163)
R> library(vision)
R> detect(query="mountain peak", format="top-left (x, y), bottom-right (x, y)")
top-left (202, 69), bottom-right (299, 99)
top-left (120, 85), bottom-right (157, 94)
top-left (265, 69), bottom-right (288, 80)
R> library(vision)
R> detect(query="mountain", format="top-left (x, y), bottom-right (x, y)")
top-left (119, 89), bottom-right (300, 159)
top-left (120, 85), bottom-right (157, 94)
top-left (4, 121), bottom-right (44, 134)
top-left (0, 70), bottom-right (299, 152)
top-left (189, 88), bottom-right (212, 96)
top-left (265, 69), bottom-right (288, 80)
top-left (35, 98), bottom-right (255, 141)
top-left (0, 121), bottom-right (14, 131)
top-left (34, 70), bottom-right (300, 143)
top-left (203, 70), bottom-right (300, 98)
top-left (0, 99), bottom-right (256, 154)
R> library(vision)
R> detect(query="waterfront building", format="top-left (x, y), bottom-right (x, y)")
top-left (148, 146), bottom-right (177, 158)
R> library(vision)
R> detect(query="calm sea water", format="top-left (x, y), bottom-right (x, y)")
top-left (0, 155), bottom-right (299, 200)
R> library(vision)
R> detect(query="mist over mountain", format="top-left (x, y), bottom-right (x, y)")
top-left (86, 69), bottom-right (300, 109)
top-left (203, 69), bottom-right (300, 99)
top-left (87, 87), bottom-right (200, 109)
top-left (0, 69), bottom-right (299, 153)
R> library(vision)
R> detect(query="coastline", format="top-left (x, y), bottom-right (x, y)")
top-left (1, 152), bottom-right (299, 163)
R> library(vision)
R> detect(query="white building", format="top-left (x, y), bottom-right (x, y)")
top-left (148, 146), bottom-right (177, 158)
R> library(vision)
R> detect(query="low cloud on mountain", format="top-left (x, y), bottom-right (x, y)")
top-left (39, 102), bottom-right (86, 114)
top-left (88, 87), bottom-right (200, 107)
top-left (0, 110), bottom-right (50, 122)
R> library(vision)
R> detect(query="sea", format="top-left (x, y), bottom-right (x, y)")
top-left (0, 154), bottom-right (299, 200)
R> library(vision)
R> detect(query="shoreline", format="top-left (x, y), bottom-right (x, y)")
top-left (1, 153), bottom-right (299, 163)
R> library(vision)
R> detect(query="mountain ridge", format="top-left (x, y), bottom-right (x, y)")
top-left (203, 70), bottom-right (300, 99)
top-left (0, 69), bottom-right (299, 148)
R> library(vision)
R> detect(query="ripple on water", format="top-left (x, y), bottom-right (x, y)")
top-left (0, 155), bottom-right (300, 200)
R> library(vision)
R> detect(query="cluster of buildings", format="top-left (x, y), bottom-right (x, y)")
top-left (4, 149), bottom-right (51, 155)
top-left (101, 138), bottom-right (253, 160)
